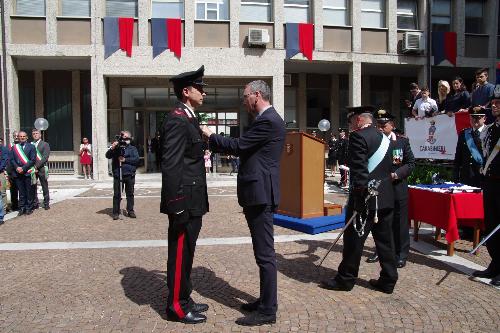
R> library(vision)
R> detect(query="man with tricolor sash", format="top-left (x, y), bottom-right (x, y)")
top-left (9, 131), bottom-right (36, 215)
top-left (31, 129), bottom-right (51, 210)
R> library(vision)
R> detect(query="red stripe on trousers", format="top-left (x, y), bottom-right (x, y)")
top-left (173, 231), bottom-right (186, 318)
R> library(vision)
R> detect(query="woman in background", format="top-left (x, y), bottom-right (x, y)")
top-left (80, 137), bottom-right (92, 179)
top-left (437, 80), bottom-right (450, 113)
top-left (445, 77), bottom-right (471, 116)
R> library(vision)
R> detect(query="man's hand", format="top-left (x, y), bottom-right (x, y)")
top-left (391, 172), bottom-right (398, 180)
top-left (16, 167), bottom-right (23, 174)
top-left (119, 156), bottom-right (125, 163)
top-left (352, 188), bottom-right (367, 213)
top-left (111, 141), bottom-right (118, 149)
top-left (200, 125), bottom-right (213, 138)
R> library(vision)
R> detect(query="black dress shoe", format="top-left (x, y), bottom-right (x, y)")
top-left (366, 253), bottom-right (379, 263)
top-left (235, 312), bottom-right (276, 326)
top-left (240, 300), bottom-right (260, 312)
top-left (18, 211), bottom-right (25, 216)
top-left (167, 311), bottom-right (207, 324)
top-left (472, 268), bottom-right (498, 279)
top-left (369, 279), bottom-right (394, 294)
top-left (44, 205), bottom-right (50, 210)
top-left (26, 210), bottom-right (33, 215)
top-left (0, 220), bottom-right (4, 226)
top-left (191, 303), bottom-right (208, 313)
top-left (319, 279), bottom-right (353, 291)
top-left (491, 274), bottom-right (500, 287)
top-left (127, 211), bottom-right (136, 218)
top-left (112, 214), bottom-right (119, 220)
top-left (396, 259), bottom-right (406, 268)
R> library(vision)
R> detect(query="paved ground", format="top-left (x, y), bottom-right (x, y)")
top-left (0, 174), bottom-right (499, 332)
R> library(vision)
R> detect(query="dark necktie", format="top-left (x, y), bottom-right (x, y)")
top-left (473, 129), bottom-right (481, 150)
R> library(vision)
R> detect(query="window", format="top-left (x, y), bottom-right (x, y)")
top-left (61, 0), bottom-right (90, 17)
top-left (397, 0), bottom-right (417, 30)
top-left (431, 0), bottom-right (451, 32)
top-left (106, 0), bottom-right (138, 17)
top-left (323, 0), bottom-right (349, 26)
top-left (196, 0), bottom-right (229, 20)
top-left (16, 0), bottom-right (45, 16)
top-left (152, 0), bottom-right (184, 19)
top-left (465, 0), bottom-right (485, 34)
top-left (361, 0), bottom-right (385, 28)
top-left (241, 0), bottom-right (272, 22)
top-left (284, 0), bottom-right (310, 23)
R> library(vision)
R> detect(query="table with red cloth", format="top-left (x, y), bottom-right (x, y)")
top-left (408, 185), bottom-right (484, 256)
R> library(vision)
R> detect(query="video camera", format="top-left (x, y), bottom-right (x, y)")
top-left (115, 133), bottom-right (128, 156)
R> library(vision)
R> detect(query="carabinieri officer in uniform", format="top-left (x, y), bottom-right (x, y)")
top-left (367, 110), bottom-right (415, 268)
top-left (472, 85), bottom-right (500, 287)
top-left (320, 106), bottom-right (398, 294)
top-left (160, 66), bottom-right (210, 324)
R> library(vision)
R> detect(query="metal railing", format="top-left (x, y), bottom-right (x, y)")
top-left (47, 161), bottom-right (75, 174)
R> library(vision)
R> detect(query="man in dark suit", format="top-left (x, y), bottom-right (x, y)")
top-left (320, 107), bottom-right (398, 294)
top-left (31, 129), bottom-right (51, 210)
top-left (9, 131), bottom-right (36, 215)
top-left (6, 131), bottom-right (20, 211)
top-left (453, 108), bottom-right (486, 187)
top-left (336, 128), bottom-right (349, 187)
top-left (160, 66), bottom-right (210, 324)
top-left (367, 110), bottom-right (415, 268)
top-left (201, 80), bottom-right (286, 326)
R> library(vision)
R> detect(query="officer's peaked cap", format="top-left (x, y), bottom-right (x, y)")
top-left (170, 65), bottom-right (207, 89)
top-left (373, 109), bottom-right (395, 122)
top-left (345, 105), bottom-right (375, 119)
top-left (491, 83), bottom-right (500, 101)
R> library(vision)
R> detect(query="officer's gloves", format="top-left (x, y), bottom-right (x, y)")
top-left (352, 187), bottom-right (368, 213)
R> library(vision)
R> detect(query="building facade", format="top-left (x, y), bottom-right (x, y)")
top-left (0, 0), bottom-right (499, 179)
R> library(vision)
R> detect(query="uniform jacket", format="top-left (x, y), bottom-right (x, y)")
top-left (0, 145), bottom-right (9, 173)
top-left (348, 125), bottom-right (394, 210)
top-left (390, 134), bottom-right (415, 199)
top-left (33, 140), bottom-right (50, 174)
top-left (209, 107), bottom-right (286, 208)
top-left (454, 127), bottom-right (484, 187)
top-left (336, 137), bottom-right (348, 165)
top-left (9, 142), bottom-right (36, 178)
top-left (105, 144), bottom-right (140, 178)
top-left (482, 122), bottom-right (500, 178)
top-left (160, 102), bottom-right (209, 216)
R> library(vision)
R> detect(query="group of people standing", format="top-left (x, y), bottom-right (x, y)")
top-left (0, 129), bottom-right (51, 225)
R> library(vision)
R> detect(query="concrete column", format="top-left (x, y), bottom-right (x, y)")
top-left (352, 0), bottom-right (361, 52)
top-left (454, 0), bottom-right (465, 58)
top-left (313, 0), bottom-right (323, 51)
top-left (330, 74), bottom-right (339, 129)
top-left (273, 72), bottom-right (285, 119)
top-left (91, 70), bottom-right (108, 180)
top-left (6, 56), bottom-right (19, 141)
top-left (230, 0), bottom-right (241, 48)
top-left (486, 0), bottom-right (499, 63)
top-left (184, 0), bottom-right (195, 48)
top-left (92, 0), bottom-right (103, 45)
top-left (46, 0), bottom-right (57, 44)
top-left (72, 71), bottom-right (81, 174)
top-left (417, 65), bottom-right (427, 88)
top-left (34, 71), bottom-right (44, 119)
top-left (138, 0), bottom-right (150, 47)
top-left (274, 0), bottom-right (284, 49)
top-left (349, 62), bottom-right (361, 106)
top-left (387, 0), bottom-right (398, 54)
top-left (297, 72), bottom-right (307, 130)
top-left (392, 76), bottom-right (401, 122)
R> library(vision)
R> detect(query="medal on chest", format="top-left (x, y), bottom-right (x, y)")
top-left (392, 148), bottom-right (403, 165)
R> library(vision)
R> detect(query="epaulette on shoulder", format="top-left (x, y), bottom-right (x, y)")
top-left (171, 108), bottom-right (187, 118)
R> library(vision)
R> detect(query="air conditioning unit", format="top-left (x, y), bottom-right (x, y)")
top-left (402, 31), bottom-right (424, 53)
top-left (248, 28), bottom-right (270, 46)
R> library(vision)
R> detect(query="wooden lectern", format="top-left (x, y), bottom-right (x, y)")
top-left (277, 132), bottom-right (325, 218)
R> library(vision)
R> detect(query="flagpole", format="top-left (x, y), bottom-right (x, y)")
top-left (427, 0), bottom-right (432, 92)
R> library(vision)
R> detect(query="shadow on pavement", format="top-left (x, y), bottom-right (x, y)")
top-left (96, 208), bottom-right (114, 217)
top-left (119, 267), bottom-right (169, 319)
top-left (191, 266), bottom-right (256, 313)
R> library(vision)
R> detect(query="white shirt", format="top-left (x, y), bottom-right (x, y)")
top-left (181, 103), bottom-right (196, 118)
top-left (413, 97), bottom-right (438, 117)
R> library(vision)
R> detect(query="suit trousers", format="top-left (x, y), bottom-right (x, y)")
top-left (112, 175), bottom-right (135, 214)
top-left (9, 176), bottom-right (18, 211)
top-left (336, 207), bottom-right (398, 290)
top-left (33, 171), bottom-right (50, 207)
top-left (482, 179), bottom-right (500, 273)
top-left (393, 198), bottom-right (410, 261)
top-left (166, 215), bottom-right (202, 318)
top-left (15, 176), bottom-right (33, 212)
top-left (243, 204), bottom-right (278, 315)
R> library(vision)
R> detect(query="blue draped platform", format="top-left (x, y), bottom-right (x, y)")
top-left (273, 213), bottom-right (346, 235)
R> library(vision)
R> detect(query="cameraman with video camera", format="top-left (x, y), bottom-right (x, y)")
top-left (106, 131), bottom-right (139, 220)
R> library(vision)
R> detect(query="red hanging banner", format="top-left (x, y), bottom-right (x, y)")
top-left (119, 17), bottom-right (134, 57)
top-left (298, 23), bottom-right (314, 61)
top-left (167, 18), bottom-right (182, 58)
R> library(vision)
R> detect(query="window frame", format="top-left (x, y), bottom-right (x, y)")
top-left (105, 0), bottom-right (139, 18)
top-left (360, 0), bottom-right (386, 29)
top-left (14, 0), bottom-right (46, 17)
top-left (396, 0), bottom-right (418, 30)
top-left (322, 0), bottom-right (350, 27)
top-left (240, 0), bottom-right (273, 23)
top-left (464, 0), bottom-right (486, 35)
top-left (283, 0), bottom-right (311, 23)
top-left (431, 0), bottom-right (452, 32)
top-left (195, 0), bottom-right (229, 21)
top-left (59, 0), bottom-right (91, 18)
top-left (151, 0), bottom-right (185, 19)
